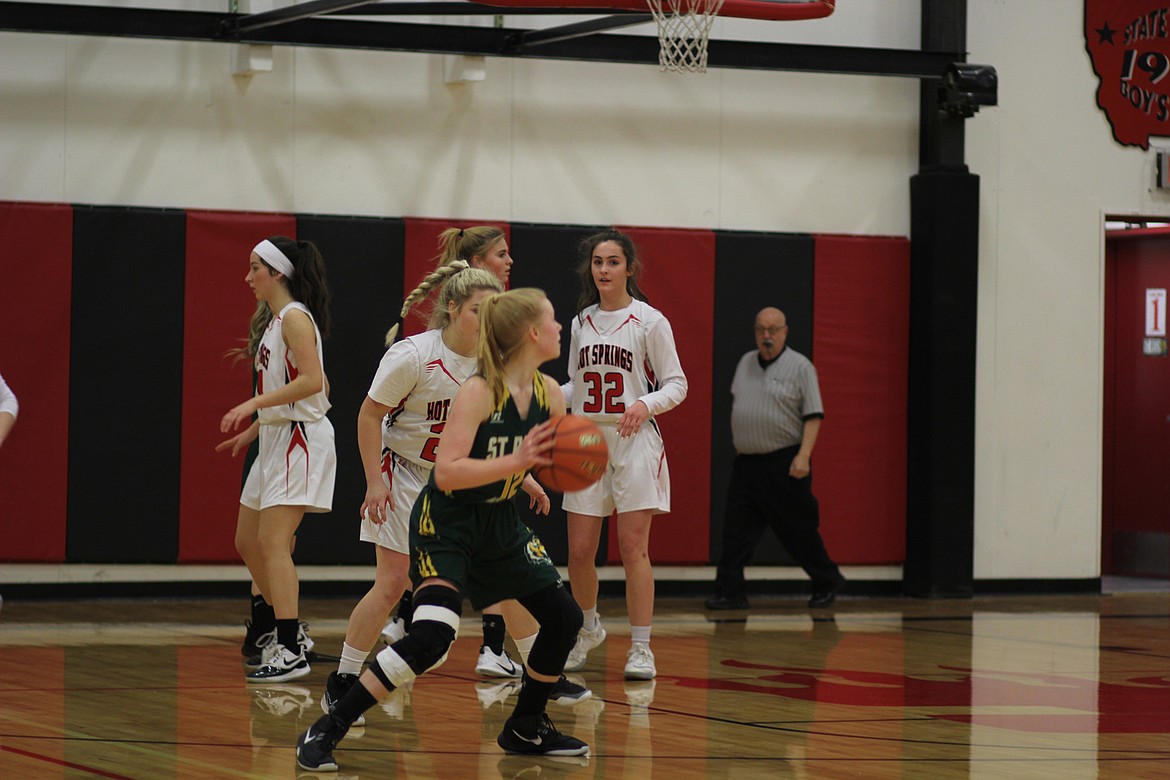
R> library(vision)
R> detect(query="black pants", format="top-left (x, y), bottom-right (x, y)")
top-left (713, 447), bottom-right (842, 598)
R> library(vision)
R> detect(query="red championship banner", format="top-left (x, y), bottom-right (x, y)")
top-left (1086, 1), bottom-right (1170, 148)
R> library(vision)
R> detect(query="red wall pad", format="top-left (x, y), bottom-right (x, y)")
top-left (178, 212), bottom-right (296, 562)
top-left (608, 226), bottom-right (716, 565)
top-left (813, 234), bottom-right (909, 564)
top-left (0, 202), bottom-right (73, 560)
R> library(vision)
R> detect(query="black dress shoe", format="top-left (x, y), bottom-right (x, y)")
top-left (704, 595), bottom-right (749, 610)
top-left (808, 578), bottom-right (844, 609)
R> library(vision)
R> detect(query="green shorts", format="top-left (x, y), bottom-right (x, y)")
top-left (408, 485), bottom-right (561, 611)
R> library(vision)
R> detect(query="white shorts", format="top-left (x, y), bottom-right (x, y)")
top-left (561, 420), bottom-right (670, 517)
top-left (241, 417), bottom-right (336, 513)
top-left (359, 451), bottom-right (428, 554)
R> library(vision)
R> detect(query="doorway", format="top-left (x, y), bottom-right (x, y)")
top-left (1103, 218), bottom-right (1170, 579)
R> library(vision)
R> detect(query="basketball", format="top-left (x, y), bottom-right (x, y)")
top-left (533, 414), bottom-right (609, 493)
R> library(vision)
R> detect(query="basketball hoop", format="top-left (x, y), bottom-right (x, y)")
top-left (645, 0), bottom-right (727, 73)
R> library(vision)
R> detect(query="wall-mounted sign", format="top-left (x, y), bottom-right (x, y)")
top-left (1086, 1), bottom-right (1170, 149)
top-left (1147, 288), bottom-right (1166, 335)
top-left (1143, 337), bottom-right (1167, 355)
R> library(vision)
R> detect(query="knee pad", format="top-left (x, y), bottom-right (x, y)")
top-left (374, 585), bottom-right (462, 686)
top-left (519, 582), bottom-right (583, 675)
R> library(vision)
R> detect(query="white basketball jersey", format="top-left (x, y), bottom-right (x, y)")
top-left (566, 299), bottom-right (687, 424)
top-left (255, 301), bottom-right (330, 424)
top-left (367, 328), bottom-right (477, 467)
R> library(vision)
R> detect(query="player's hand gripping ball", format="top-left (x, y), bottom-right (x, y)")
top-left (533, 414), bottom-right (609, 493)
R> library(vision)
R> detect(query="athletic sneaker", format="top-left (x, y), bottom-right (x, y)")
top-left (244, 621), bottom-right (313, 670)
top-left (623, 643), bottom-right (656, 680)
top-left (562, 622), bottom-right (606, 673)
top-left (381, 616), bottom-right (406, 644)
top-left (295, 713), bottom-right (349, 772)
top-left (497, 713), bottom-right (590, 757)
top-left (476, 645), bottom-right (523, 678)
top-left (246, 642), bottom-right (310, 683)
top-left (320, 671), bottom-right (366, 727)
top-left (548, 675), bottom-right (592, 706)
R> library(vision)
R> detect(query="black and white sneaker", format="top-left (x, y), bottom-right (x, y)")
top-left (476, 645), bottom-right (523, 678)
top-left (246, 642), bottom-right (310, 683)
top-left (244, 622), bottom-right (313, 671)
top-left (320, 671), bottom-right (366, 727)
top-left (497, 713), bottom-right (590, 757)
top-left (295, 713), bottom-right (348, 772)
top-left (548, 675), bottom-right (592, 706)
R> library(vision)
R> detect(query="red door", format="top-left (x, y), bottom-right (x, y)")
top-left (1104, 228), bottom-right (1170, 578)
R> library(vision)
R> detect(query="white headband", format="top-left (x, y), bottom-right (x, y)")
top-left (252, 239), bottom-right (295, 278)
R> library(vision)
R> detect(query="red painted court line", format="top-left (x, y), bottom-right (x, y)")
top-left (1, 743), bottom-right (135, 779)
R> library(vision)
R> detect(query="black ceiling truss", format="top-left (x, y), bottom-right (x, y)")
top-left (0, 1), bottom-right (961, 77)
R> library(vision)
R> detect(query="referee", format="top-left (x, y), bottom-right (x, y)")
top-left (705, 307), bottom-right (845, 610)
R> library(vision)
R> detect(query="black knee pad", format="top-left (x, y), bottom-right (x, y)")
top-left (519, 582), bottom-right (583, 673)
top-left (393, 585), bottom-right (462, 675)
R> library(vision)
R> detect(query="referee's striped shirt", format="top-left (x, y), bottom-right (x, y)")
top-left (729, 347), bottom-right (824, 455)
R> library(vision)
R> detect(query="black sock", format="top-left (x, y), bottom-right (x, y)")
top-left (252, 595), bottom-right (276, 633)
top-left (510, 672), bottom-right (554, 720)
top-left (333, 678), bottom-right (379, 726)
top-left (482, 614), bottom-right (506, 654)
top-left (276, 618), bottom-right (299, 651)
top-left (397, 591), bottom-right (414, 630)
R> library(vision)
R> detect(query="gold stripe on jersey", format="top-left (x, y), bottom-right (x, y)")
top-left (416, 549), bottom-right (437, 579)
top-left (533, 372), bottom-right (549, 413)
top-left (417, 493), bottom-right (435, 537)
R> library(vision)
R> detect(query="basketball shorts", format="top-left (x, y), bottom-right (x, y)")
top-left (561, 420), bottom-right (670, 516)
top-left (407, 486), bottom-right (562, 611)
top-left (241, 417), bottom-right (336, 513)
top-left (359, 451), bottom-right (428, 554)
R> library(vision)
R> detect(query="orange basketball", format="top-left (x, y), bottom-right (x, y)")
top-left (533, 414), bottom-right (609, 493)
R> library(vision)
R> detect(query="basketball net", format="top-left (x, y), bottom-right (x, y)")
top-left (646, 0), bottom-right (727, 73)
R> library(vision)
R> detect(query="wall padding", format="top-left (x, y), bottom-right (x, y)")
top-left (0, 202), bottom-right (73, 560)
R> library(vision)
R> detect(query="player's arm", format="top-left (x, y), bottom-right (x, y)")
top-left (518, 377), bottom-right (565, 514)
top-left (220, 309), bottom-right (324, 431)
top-left (358, 396), bottom-right (395, 521)
top-left (638, 316), bottom-right (689, 414)
top-left (433, 377), bottom-right (553, 492)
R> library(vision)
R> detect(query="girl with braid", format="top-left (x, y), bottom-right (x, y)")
top-left (220, 236), bottom-right (334, 684)
top-left (297, 288), bottom-right (590, 772)
top-left (380, 227), bottom-right (569, 687)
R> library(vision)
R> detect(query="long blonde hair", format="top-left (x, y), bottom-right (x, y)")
top-left (384, 225), bottom-right (507, 346)
top-left (476, 288), bottom-right (547, 406)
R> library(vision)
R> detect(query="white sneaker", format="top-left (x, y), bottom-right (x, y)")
top-left (476, 645), bottom-right (523, 678)
top-left (381, 616), bottom-right (407, 644)
top-left (624, 643), bottom-right (656, 680)
top-left (563, 621), bottom-right (606, 673)
top-left (382, 616), bottom-right (406, 644)
top-left (246, 642), bottom-right (310, 683)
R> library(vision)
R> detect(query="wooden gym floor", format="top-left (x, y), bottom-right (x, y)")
top-left (1, 589), bottom-right (1169, 779)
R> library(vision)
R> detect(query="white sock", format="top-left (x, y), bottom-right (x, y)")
top-left (630, 625), bottom-right (651, 645)
top-left (582, 607), bottom-right (599, 632)
top-left (339, 641), bottom-right (370, 676)
top-left (514, 633), bottom-right (537, 668)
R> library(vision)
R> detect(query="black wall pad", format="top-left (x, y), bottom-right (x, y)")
top-left (710, 231), bottom-right (814, 567)
top-left (905, 170), bottom-right (979, 598)
top-left (293, 214), bottom-right (406, 565)
top-left (67, 206), bottom-right (187, 562)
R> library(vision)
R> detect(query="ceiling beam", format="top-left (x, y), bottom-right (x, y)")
top-left (0, 1), bottom-right (960, 77)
